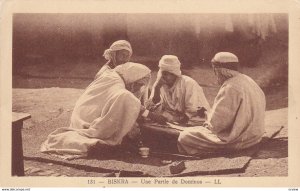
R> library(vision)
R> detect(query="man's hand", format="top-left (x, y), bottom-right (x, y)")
top-left (148, 112), bottom-right (168, 125)
top-left (146, 102), bottom-right (161, 112)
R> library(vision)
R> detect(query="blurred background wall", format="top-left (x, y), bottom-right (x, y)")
top-left (13, 13), bottom-right (288, 74)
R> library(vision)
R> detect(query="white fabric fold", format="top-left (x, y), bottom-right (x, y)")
top-left (41, 63), bottom-right (151, 156)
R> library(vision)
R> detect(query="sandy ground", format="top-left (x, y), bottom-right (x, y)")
top-left (12, 64), bottom-right (288, 177)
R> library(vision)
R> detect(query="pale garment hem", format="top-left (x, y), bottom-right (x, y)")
top-left (177, 127), bottom-right (263, 155)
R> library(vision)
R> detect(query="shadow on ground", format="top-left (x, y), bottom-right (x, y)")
top-left (253, 137), bottom-right (288, 159)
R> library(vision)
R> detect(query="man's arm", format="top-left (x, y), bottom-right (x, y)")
top-left (184, 80), bottom-right (210, 118)
top-left (152, 85), bottom-right (162, 104)
top-left (146, 77), bottom-right (165, 109)
top-left (151, 75), bottom-right (166, 104)
top-left (206, 85), bottom-right (241, 134)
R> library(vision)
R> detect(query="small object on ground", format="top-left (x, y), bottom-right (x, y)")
top-left (169, 161), bottom-right (186, 174)
top-left (139, 147), bottom-right (150, 158)
top-left (161, 160), bottom-right (173, 165)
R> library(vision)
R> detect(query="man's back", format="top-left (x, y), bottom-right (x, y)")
top-left (212, 73), bottom-right (266, 148)
top-left (71, 70), bottom-right (133, 129)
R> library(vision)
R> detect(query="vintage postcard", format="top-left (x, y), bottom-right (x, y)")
top-left (0, 0), bottom-right (299, 188)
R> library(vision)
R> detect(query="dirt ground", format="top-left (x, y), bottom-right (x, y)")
top-left (12, 62), bottom-right (288, 177)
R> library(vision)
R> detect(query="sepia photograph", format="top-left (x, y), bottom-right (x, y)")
top-left (1, 0), bottom-right (300, 188)
top-left (11, 12), bottom-right (288, 177)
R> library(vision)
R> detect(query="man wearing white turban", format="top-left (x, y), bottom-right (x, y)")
top-left (147, 55), bottom-right (211, 125)
top-left (177, 52), bottom-right (266, 155)
top-left (41, 62), bottom-right (152, 157)
top-left (95, 40), bottom-right (133, 79)
top-left (94, 40), bottom-right (150, 106)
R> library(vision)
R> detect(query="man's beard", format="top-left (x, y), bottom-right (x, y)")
top-left (216, 74), bottom-right (227, 85)
top-left (216, 69), bottom-right (236, 85)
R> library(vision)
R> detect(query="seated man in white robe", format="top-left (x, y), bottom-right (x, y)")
top-left (146, 55), bottom-right (211, 125)
top-left (41, 62), bottom-right (156, 157)
top-left (178, 52), bottom-right (266, 155)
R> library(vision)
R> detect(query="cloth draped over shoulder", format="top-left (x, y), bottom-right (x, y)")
top-left (41, 62), bottom-right (150, 157)
top-left (95, 60), bottom-right (151, 105)
top-left (177, 73), bottom-right (266, 155)
top-left (115, 62), bottom-right (151, 106)
top-left (94, 63), bottom-right (112, 80)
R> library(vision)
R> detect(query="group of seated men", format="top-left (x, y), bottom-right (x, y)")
top-left (41, 40), bottom-right (266, 156)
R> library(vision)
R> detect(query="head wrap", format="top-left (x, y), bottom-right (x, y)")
top-left (158, 55), bottom-right (182, 76)
top-left (211, 52), bottom-right (239, 71)
top-left (114, 62), bottom-right (151, 85)
top-left (103, 40), bottom-right (133, 61)
top-left (211, 52), bottom-right (240, 84)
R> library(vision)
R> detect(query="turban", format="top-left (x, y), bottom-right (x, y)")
top-left (103, 40), bottom-right (133, 61)
top-left (211, 52), bottom-right (240, 83)
top-left (115, 62), bottom-right (151, 85)
top-left (211, 52), bottom-right (239, 71)
top-left (158, 55), bottom-right (182, 77)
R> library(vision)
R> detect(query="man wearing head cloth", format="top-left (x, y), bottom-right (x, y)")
top-left (41, 62), bottom-right (153, 157)
top-left (94, 40), bottom-right (133, 79)
top-left (146, 55), bottom-right (210, 125)
top-left (94, 40), bottom-right (149, 106)
top-left (177, 52), bottom-right (266, 155)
